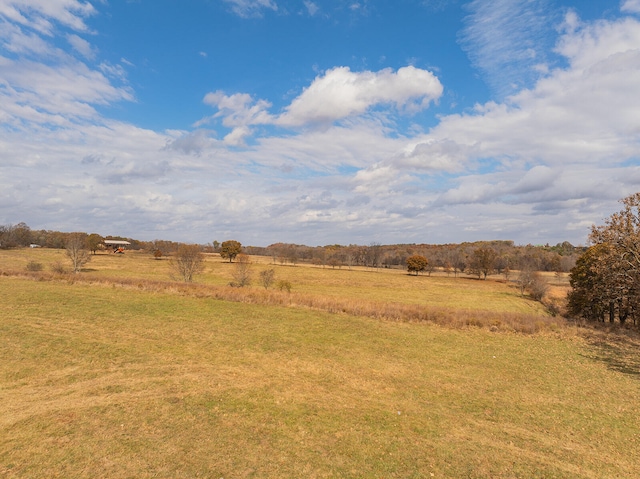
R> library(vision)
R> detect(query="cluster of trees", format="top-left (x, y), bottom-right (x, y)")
top-left (245, 240), bottom-right (580, 277)
top-left (9, 192), bottom-right (640, 326)
top-left (568, 193), bottom-right (640, 325)
top-left (0, 224), bottom-right (142, 252)
top-left (2, 222), bottom-right (580, 280)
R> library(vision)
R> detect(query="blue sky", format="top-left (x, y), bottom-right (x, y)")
top-left (1, 0), bottom-right (640, 246)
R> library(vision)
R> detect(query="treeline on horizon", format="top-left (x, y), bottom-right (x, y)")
top-left (0, 222), bottom-right (581, 274)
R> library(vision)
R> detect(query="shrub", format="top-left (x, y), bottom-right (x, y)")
top-left (276, 280), bottom-right (292, 293)
top-left (26, 261), bottom-right (43, 272)
top-left (544, 297), bottom-right (563, 317)
top-left (528, 272), bottom-right (549, 301)
top-left (50, 261), bottom-right (67, 274)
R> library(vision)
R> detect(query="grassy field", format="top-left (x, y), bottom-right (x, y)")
top-left (1, 249), bottom-right (639, 478)
top-left (1, 248), bottom-right (561, 314)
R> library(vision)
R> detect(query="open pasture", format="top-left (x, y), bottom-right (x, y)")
top-left (1, 248), bottom-right (559, 317)
top-left (1, 248), bottom-right (638, 478)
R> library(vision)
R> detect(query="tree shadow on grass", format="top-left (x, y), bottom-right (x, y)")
top-left (580, 329), bottom-right (640, 378)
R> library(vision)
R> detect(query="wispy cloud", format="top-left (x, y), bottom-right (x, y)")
top-left (303, 1), bottom-right (319, 16)
top-left (67, 33), bottom-right (96, 59)
top-left (0, 0), bottom-right (96, 35)
top-left (459, 0), bottom-right (556, 98)
top-left (223, 0), bottom-right (278, 18)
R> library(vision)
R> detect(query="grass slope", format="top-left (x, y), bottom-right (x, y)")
top-left (1, 276), bottom-right (639, 478)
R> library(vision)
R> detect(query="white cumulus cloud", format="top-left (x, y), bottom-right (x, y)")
top-left (276, 66), bottom-right (443, 127)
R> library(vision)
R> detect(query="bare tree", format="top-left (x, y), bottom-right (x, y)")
top-left (368, 242), bottom-right (382, 269)
top-left (514, 265), bottom-right (548, 301)
top-left (527, 272), bottom-right (549, 301)
top-left (516, 265), bottom-right (535, 296)
top-left (230, 253), bottom-right (252, 287)
top-left (467, 247), bottom-right (497, 279)
top-left (170, 244), bottom-right (204, 282)
top-left (447, 249), bottom-right (466, 278)
top-left (259, 268), bottom-right (275, 289)
top-left (66, 233), bottom-right (91, 273)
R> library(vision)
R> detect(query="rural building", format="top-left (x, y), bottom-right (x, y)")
top-left (104, 239), bottom-right (131, 253)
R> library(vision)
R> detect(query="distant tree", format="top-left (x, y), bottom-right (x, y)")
top-left (467, 247), bottom-right (497, 279)
top-left (230, 253), bottom-right (252, 287)
top-left (170, 244), bottom-right (204, 282)
top-left (327, 256), bottom-right (343, 269)
top-left (406, 254), bottom-right (428, 275)
top-left (0, 224), bottom-right (14, 249)
top-left (220, 240), bottom-right (242, 263)
top-left (66, 233), bottom-right (91, 273)
top-left (527, 272), bottom-right (549, 301)
top-left (0, 222), bottom-right (32, 248)
top-left (516, 265), bottom-right (535, 296)
top-left (443, 261), bottom-right (452, 276)
top-left (448, 249), bottom-right (466, 278)
top-left (425, 260), bottom-right (436, 276)
top-left (367, 242), bottom-right (383, 268)
top-left (259, 268), bottom-right (275, 289)
top-left (282, 244), bottom-right (299, 265)
top-left (86, 233), bottom-right (104, 254)
top-left (344, 246), bottom-right (356, 270)
top-left (494, 254), bottom-right (510, 275)
top-left (153, 249), bottom-right (163, 260)
top-left (503, 266), bottom-right (511, 282)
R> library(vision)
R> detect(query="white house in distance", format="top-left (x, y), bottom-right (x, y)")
top-left (104, 239), bottom-right (131, 253)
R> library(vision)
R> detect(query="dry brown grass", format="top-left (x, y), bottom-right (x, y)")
top-left (2, 265), bottom-right (567, 334)
top-left (1, 276), bottom-right (639, 478)
top-left (0, 247), bottom-right (567, 333)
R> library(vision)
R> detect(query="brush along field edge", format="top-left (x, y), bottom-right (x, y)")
top-left (2, 266), bottom-right (564, 333)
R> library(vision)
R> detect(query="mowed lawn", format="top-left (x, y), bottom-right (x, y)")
top-left (1, 275), bottom-right (639, 478)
